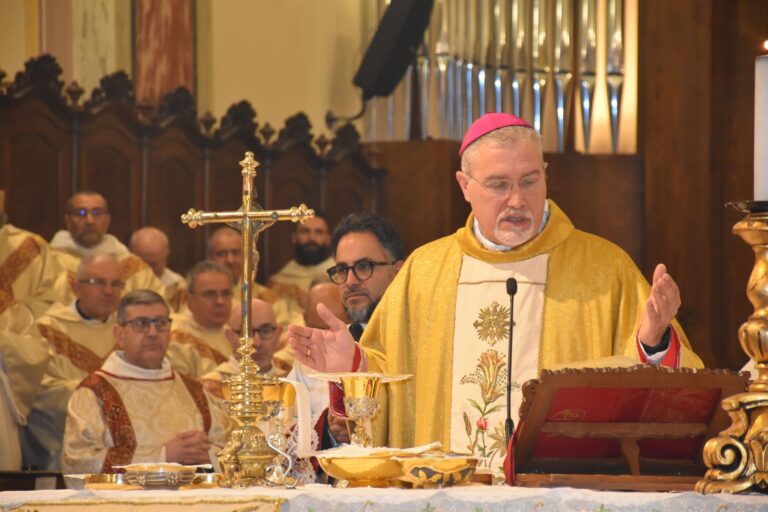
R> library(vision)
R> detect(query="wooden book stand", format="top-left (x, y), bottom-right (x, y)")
top-left (511, 365), bottom-right (749, 491)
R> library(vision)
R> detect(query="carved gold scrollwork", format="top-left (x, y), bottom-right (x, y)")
top-left (697, 212), bottom-right (768, 494)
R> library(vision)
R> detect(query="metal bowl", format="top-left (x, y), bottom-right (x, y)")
top-left (394, 453), bottom-right (479, 488)
top-left (316, 454), bottom-right (404, 487)
top-left (123, 464), bottom-right (197, 487)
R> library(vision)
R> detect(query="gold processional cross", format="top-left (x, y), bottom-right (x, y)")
top-left (181, 151), bottom-right (313, 487)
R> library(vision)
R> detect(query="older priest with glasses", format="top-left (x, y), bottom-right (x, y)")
top-left (62, 290), bottom-right (230, 474)
top-left (24, 253), bottom-right (124, 470)
top-left (166, 261), bottom-right (236, 378)
top-left (289, 113), bottom-right (704, 472)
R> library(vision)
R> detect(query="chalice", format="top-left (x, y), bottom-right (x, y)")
top-left (340, 375), bottom-right (382, 447)
top-left (310, 372), bottom-right (411, 448)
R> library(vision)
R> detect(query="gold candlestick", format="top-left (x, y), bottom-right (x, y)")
top-left (697, 202), bottom-right (768, 494)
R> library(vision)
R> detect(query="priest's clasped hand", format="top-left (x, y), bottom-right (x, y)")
top-left (288, 303), bottom-right (358, 372)
top-left (637, 263), bottom-right (681, 347)
top-left (165, 429), bottom-right (212, 465)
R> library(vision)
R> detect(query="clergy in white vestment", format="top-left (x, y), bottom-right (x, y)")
top-left (129, 226), bottom-right (186, 311)
top-left (24, 252), bottom-right (122, 470)
top-left (0, 208), bottom-right (59, 469)
top-left (49, 190), bottom-right (164, 304)
top-left (62, 289), bottom-right (231, 474)
top-left (289, 113), bottom-right (704, 473)
top-left (207, 226), bottom-right (304, 373)
top-left (200, 298), bottom-right (288, 400)
top-left (268, 213), bottom-right (334, 309)
top-left (166, 260), bottom-right (234, 378)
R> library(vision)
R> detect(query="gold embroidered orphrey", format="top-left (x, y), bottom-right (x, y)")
top-left (181, 151), bottom-right (313, 488)
top-left (472, 301), bottom-right (510, 346)
top-left (460, 301), bottom-right (516, 470)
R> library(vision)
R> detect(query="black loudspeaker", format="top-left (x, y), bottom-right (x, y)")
top-left (353, 0), bottom-right (434, 100)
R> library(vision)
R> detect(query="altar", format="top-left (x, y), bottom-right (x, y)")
top-left (0, 485), bottom-right (765, 512)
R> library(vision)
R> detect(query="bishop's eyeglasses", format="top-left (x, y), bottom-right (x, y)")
top-left (462, 170), bottom-right (546, 197)
top-left (326, 260), bottom-right (394, 284)
top-left (120, 316), bottom-right (172, 333)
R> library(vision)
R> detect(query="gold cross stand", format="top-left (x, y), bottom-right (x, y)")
top-left (181, 151), bottom-right (313, 487)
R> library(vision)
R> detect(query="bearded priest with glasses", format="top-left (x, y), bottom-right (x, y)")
top-left (289, 113), bottom-right (704, 475)
top-left (62, 290), bottom-right (231, 474)
top-left (287, 212), bottom-right (404, 463)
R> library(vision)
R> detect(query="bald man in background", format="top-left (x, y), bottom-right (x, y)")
top-left (130, 227), bottom-right (185, 311)
top-left (304, 280), bottom-right (348, 329)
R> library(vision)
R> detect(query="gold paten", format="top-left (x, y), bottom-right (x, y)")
top-left (83, 473), bottom-right (142, 491)
top-left (394, 453), bottom-right (478, 488)
top-left (316, 454), bottom-right (404, 488)
top-left (697, 209), bottom-right (768, 494)
top-left (181, 151), bottom-right (313, 488)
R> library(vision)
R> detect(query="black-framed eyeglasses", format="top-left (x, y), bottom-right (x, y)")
top-left (233, 323), bottom-right (277, 340)
top-left (120, 316), bottom-right (172, 333)
top-left (326, 260), bottom-right (394, 285)
top-left (69, 207), bottom-right (109, 218)
top-left (79, 277), bottom-right (126, 289)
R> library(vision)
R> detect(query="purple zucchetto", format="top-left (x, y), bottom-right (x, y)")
top-left (458, 113), bottom-right (534, 156)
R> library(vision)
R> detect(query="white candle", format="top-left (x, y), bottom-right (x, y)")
top-left (755, 55), bottom-right (768, 201)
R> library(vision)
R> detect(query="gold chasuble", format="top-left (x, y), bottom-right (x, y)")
top-left (160, 267), bottom-right (186, 312)
top-left (361, 201), bottom-right (703, 463)
top-left (49, 231), bottom-right (165, 304)
top-left (166, 311), bottom-right (233, 378)
top-left (26, 302), bottom-right (116, 469)
top-left (0, 224), bottom-right (61, 319)
top-left (63, 352), bottom-right (231, 474)
top-left (0, 224), bottom-right (60, 469)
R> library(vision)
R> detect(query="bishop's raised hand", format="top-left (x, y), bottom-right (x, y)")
top-left (288, 303), bottom-right (358, 372)
top-left (638, 263), bottom-right (681, 347)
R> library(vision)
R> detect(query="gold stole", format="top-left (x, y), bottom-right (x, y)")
top-left (0, 236), bottom-right (41, 314)
top-left (38, 324), bottom-right (111, 374)
top-left (170, 330), bottom-right (228, 365)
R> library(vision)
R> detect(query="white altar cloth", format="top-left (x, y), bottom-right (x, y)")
top-left (1, 484), bottom-right (766, 511)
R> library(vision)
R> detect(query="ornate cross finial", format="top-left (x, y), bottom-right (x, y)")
top-left (240, 151), bottom-right (259, 178)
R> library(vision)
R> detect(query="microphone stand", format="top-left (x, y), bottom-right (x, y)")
top-left (505, 277), bottom-right (517, 444)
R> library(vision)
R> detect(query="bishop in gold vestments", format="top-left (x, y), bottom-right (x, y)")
top-left (290, 114), bottom-right (704, 469)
